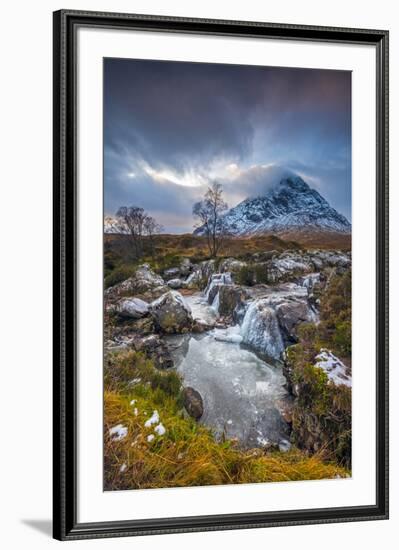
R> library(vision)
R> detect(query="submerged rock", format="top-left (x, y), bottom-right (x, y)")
top-left (150, 291), bottom-right (193, 334)
top-left (182, 387), bottom-right (204, 419)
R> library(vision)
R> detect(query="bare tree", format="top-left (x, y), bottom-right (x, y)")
top-left (116, 206), bottom-right (163, 258)
top-left (193, 182), bottom-right (228, 258)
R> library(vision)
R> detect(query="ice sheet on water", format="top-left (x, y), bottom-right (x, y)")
top-left (174, 331), bottom-right (289, 448)
top-left (213, 325), bottom-right (243, 344)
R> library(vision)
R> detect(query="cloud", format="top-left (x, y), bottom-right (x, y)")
top-left (104, 59), bottom-right (351, 231)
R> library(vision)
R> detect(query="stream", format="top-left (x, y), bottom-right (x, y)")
top-left (168, 292), bottom-right (291, 450)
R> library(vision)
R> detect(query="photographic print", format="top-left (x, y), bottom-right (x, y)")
top-left (103, 58), bottom-right (352, 491)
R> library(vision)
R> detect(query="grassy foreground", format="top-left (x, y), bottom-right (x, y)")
top-left (104, 350), bottom-right (349, 491)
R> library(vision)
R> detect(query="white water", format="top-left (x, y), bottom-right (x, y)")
top-left (170, 293), bottom-right (290, 448)
top-left (240, 299), bottom-right (285, 360)
top-left (204, 272), bottom-right (232, 301)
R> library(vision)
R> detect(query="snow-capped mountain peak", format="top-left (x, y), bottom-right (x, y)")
top-left (195, 172), bottom-right (351, 237)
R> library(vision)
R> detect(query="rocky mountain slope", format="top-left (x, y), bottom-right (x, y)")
top-left (195, 172), bottom-right (351, 237)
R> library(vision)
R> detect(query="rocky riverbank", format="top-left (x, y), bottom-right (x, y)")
top-left (104, 247), bottom-right (351, 465)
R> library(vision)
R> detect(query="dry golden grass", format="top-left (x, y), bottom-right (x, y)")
top-left (104, 351), bottom-right (349, 491)
top-left (105, 231), bottom-right (350, 262)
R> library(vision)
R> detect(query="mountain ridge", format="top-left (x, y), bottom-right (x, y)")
top-left (195, 172), bottom-right (351, 237)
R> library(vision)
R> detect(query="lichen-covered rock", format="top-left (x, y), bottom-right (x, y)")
top-left (275, 299), bottom-right (316, 342)
top-left (217, 285), bottom-right (249, 319)
top-left (204, 273), bottom-right (233, 305)
top-left (150, 291), bottom-right (193, 334)
top-left (114, 297), bottom-right (149, 319)
top-left (267, 253), bottom-right (312, 283)
top-left (179, 258), bottom-right (192, 276)
top-left (163, 267), bottom-right (180, 280)
top-left (182, 387), bottom-right (204, 419)
top-left (167, 278), bottom-right (187, 289)
top-left (105, 264), bottom-right (168, 301)
top-left (185, 270), bottom-right (202, 289)
top-left (198, 259), bottom-right (216, 281)
top-left (218, 258), bottom-right (247, 276)
top-left (133, 334), bottom-right (174, 369)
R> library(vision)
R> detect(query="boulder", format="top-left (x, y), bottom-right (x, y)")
top-left (267, 253), bottom-right (313, 283)
top-left (218, 258), bottom-right (247, 276)
top-left (179, 258), bottom-right (192, 276)
top-left (167, 278), bottom-right (186, 289)
top-left (105, 264), bottom-right (167, 301)
top-left (182, 387), bottom-right (204, 419)
top-left (129, 316), bottom-right (155, 335)
top-left (198, 259), bottom-right (216, 281)
top-left (204, 273), bottom-right (233, 304)
top-left (163, 267), bottom-right (180, 280)
top-left (218, 285), bottom-right (250, 319)
top-left (185, 270), bottom-right (202, 289)
top-left (115, 298), bottom-right (149, 319)
top-left (275, 299), bottom-right (316, 342)
top-left (133, 334), bottom-right (174, 369)
top-left (150, 291), bottom-right (194, 334)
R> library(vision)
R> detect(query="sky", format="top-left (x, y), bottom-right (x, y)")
top-left (104, 58), bottom-right (351, 233)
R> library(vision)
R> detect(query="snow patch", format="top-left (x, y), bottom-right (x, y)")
top-left (144, 410), bottom-right (160, 427)
top-left (279, 439), bottom-right (291, 452)
top-left (109, 424), bottom-right (128, 441)
top-left (315, 349), bottom-right (351, 387)
top-left (154, 423), bottom-right (166, 436)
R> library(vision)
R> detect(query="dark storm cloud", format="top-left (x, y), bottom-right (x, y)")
top-left (104, 58), bottom-right (351, 231)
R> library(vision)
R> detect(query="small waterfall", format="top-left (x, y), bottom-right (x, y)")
top-left (204, 272), bottom-right (232, 302)
top-left (211, 291), bottom-right (220, 314)
top-left (240, 299), bottom-right (284, 359)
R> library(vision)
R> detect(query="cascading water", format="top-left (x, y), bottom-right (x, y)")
top-left (205, 272), bottom-right (232, 301)
top-left (211, 292), bottom-right (220, 313)
top-left (169, 292), bottom-right (291, 449)
top-left (240, 299), bottom-right (285, 360)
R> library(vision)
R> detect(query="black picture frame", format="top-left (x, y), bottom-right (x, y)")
top-left (53, 9), bottom-right (389, 541)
